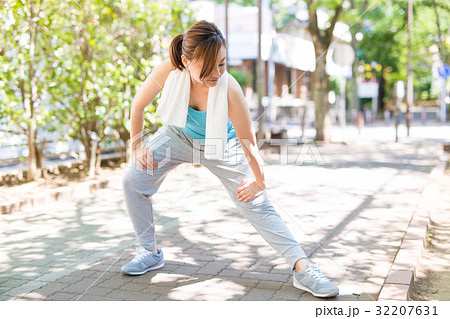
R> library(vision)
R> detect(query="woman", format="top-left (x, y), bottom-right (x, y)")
top-left (121, 20), bottom-right (339, 298)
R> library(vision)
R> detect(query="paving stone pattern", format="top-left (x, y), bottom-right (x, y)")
top-left (1, 125), bottom-right (447, 301)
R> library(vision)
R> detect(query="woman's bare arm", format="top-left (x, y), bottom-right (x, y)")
top-left (228, 74), bottom-right (266, 201)
top-left (130, 59), bottom-right (174, 151)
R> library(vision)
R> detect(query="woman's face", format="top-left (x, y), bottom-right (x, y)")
top-left (182, 46), bottom-right (227, 88)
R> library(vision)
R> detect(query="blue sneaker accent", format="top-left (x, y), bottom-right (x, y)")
top-left (121, 247), bottom-right (164, 275)
top-left (293, 264), bottom-right (339, 298)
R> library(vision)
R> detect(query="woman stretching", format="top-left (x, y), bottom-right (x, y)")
top-left (121, 20), bottom-right (339, 298)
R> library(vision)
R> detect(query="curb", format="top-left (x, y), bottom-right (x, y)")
top-left (377, 152), bottom-right (448, 301)
top-left (0, 175), bottom-right (120, 215)
top-left (0, 163), bottom-right (197, 215)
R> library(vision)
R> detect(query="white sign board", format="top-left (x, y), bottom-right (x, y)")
top-left (358, 82), bottom-right (379, 98)
top-left (396, 81), bottom-right (405, 99)
top-left (332, 44), bottom-right (355, 67)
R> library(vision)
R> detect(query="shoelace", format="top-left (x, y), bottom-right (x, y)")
top-left (132, 246), bottom-right (153, 263)
top-left (306, 264), bottom-right (329, 283)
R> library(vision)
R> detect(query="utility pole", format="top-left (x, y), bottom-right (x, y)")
top-left (432, 0), bottom-right (448, 123)
top-left (406, 0), bottom-right (413, 136)
top-left (256, 0), bottom-right (265, 140)
top-left (225, 0), bottom-right (229, 67)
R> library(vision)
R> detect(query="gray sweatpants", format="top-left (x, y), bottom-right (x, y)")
top-left (122, 124), bottom-right (307, 270)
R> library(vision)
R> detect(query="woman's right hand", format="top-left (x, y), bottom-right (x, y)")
top-left (134, 147), bottom-right (158, 170)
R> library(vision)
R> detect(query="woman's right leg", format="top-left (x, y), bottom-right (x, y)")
top-left (122, 125), bottom-right (193, 250)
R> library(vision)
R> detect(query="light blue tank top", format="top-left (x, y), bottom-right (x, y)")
top-left (181, 106), bottom-right (237, 142)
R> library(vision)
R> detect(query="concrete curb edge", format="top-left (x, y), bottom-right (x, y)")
top-left (377, 152), bottom-right (448, 301)
top-left (1, 175), bottom-right (120, 215)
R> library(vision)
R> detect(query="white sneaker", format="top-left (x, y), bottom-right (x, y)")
top-left (293, 264), bottom-right (339, 298)
top-left (121, 247), bottom-right (164, 275)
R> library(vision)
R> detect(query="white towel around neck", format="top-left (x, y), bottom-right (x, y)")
top-left (156, 67), bottom-right (229, 160)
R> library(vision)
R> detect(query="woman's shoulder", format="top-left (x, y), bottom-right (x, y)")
top-left (226, 72), bottom-right (244, 100)
top-left (147, 59), bottom-right (178, 89)
top-left (159, 59), bottom-right (178, 75)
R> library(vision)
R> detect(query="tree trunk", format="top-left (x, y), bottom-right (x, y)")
top-left (25, 1), bottom-right (40, 181)
top-left (27, 120), bottom-right (37, 181)
top-left (313, 48), bottom-right (330, 142)
top-left (83, 136), bottom-right (92, 168)
top-left (306, 2), bottom-right (343, 142)
top-left (378, 73), bottom-right (385, 112)
top-left (350, 33), bottom-right (361, 115)
top-left (118, 129), bottom-right (130, 163)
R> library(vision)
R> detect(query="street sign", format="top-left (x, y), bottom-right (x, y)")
top-left (438, 64), bottom-right (450, 79)
top-left (332, 43), bottom-right (355, 67)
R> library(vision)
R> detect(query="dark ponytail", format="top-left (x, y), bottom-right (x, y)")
top-left (169, 33), bottom-right (186, 71)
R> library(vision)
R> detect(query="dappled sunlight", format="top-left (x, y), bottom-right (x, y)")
top-left (2, 134), bottom-right (445, 300)
top-left (0, 182), bottom-right (134, 290)
top-left (167, 278), bottom-right (247, 301)
top-left (150, 273), bottom-right (193, 285)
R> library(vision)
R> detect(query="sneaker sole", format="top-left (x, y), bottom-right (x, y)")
top-left (293, 279), bottom-right (339, 298)
top-left (122, 261), bottom-right (165, 276)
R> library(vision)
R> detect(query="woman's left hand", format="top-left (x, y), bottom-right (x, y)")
top-left (236, 178), bottom-right (265, 202)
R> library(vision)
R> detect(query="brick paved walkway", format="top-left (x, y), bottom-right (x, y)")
top-left (1, 124), bottom-right (448, 301)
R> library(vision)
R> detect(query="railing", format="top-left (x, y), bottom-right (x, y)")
top-left (0, 146), bottom-right (124, 177)
top-left (248, 96), bottom-right (316, 138)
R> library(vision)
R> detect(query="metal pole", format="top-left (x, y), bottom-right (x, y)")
top-left (256, 0), bottom-right (265, 139)
top-left (339, 77), bottom-right (346, 128)
top-left (372, 96), bottom-right (378, 122)
top-left (395, 100), bottom-right (399, 143)
top-left (339, 76), bottom-right (346, 142)
top-left (441, 77), bottom-right (447, 123)
top-left (406, 0), bottom-right (413, 136)
top-left (225, 0), bottom-right (229, 67)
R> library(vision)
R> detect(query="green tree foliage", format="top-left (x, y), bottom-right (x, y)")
top-left (0, 0), bottom-right (194, 180)
top-left (0, 0), bottom-right (57, 180)
top-left (267, 0), bottom-right (347, 140)
top-left (45, 0), bottom-right (193, 164)
top-left (349, 0), bottom-right (449, 104)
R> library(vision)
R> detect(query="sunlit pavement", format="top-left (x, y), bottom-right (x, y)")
top-left (0, 122), bottom-right (448, 301)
